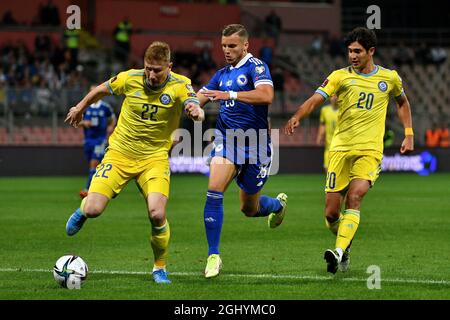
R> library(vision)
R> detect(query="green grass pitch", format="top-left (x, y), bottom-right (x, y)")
top-left (0, 173), bottom-right (449, 300)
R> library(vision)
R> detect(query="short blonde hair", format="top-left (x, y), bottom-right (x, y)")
top-left (144, 41), bottom-right (171, 63)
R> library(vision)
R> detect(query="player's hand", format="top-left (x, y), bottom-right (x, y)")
top-left (185, 103), bottom-right (205, 121)
top-left (65, 106), bottom-right (83, 128)
top-left (201, 90), bottom-right (229, 101)
top-left (284, 116), bottom-right (300, 136)
top-left (400, 135), bottom-right (414, 154)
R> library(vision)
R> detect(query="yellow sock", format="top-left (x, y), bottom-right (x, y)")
top-left (151, 221), bottom-right (170, 269)
top-left (336, 209), bottom-right (360, 251)
top-left (325, 214), bottom-right (343, 235)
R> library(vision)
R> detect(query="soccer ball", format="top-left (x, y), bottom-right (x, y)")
top-left (53, 255), bottom-right (88, 289)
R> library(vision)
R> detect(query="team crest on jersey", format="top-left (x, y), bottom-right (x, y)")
top-left (378, 81), bottom-right (388, 92)
top-left (159, 93), bottom-right (171, 105)
top-left (320, 79), bottom-right (329, 88)
top-left (255, 66), bottom-right (265, 74)
top-left (237, 74), bottom-right (248, 86)
top-left (226, 80), bottom-right (233, 87)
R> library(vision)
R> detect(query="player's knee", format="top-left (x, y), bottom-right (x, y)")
top-left (148, 207), bottom-right (165, 225)
top-left (83, 201), bottom-right (104, 218)
top-left (325, 203), bottom-right (340, 221)
top-left (207, 183), bottom-right (226, 193)
top-left (325, 210), bottom-right (340, 223)
top-left (240, 204), bottom-right (257, 217)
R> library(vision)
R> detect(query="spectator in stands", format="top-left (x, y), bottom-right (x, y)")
top-left (415, 43), bottom-right (432, 65)
top-left (39, 0), bottom-right (60, 26)
top-left (34, 78), bottom-right (52, 116)
top-left (264, 10), bottom-right (282, 45)
top-left (198, 47), bottom-right (216, 72)
top-left (114, 18), bottom-right (133, 63)
top-left (35, 34), bottom-right (52, 61)
top-left (2, 10), bottom-right (18, 26)
top-left (35, 34), bottom-right (51, 53)
top-left (259, 38), bottom-right (273, 68)
top-left (430, 47), bottom-right (448, 66)
top-left (64, 28), bottom-right (80, 71)
top-left (393, 42), bottom-right (414, 66)
top-left (328, 35), bottom-right (345, 57)
top-left (309, 35), bottom-right (323, 56)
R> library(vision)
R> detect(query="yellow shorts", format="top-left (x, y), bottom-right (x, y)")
top-left (89, 149), bottom-right (171, 199)
top-left (325, 150), bottom-right (382, 192)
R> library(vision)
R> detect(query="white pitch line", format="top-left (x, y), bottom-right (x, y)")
top-left (1, 268), bottom-right (449, 286)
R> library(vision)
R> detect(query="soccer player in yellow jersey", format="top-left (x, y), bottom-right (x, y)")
top-left (64, 41), bottom-right (204, 284)
top-left (285, 27), bottom-right (414, 274)
top-left (316, 95), bottom-right (338, 171)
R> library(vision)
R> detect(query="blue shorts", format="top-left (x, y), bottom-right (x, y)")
top-left (210, 134), bottom-right (272, 195)
top-left (83, 139), bottom-right (107, 162)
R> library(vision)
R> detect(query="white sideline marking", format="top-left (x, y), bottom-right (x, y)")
top-left (1, 268), bottom-right (449, 286)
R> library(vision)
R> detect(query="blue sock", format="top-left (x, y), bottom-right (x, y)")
top-left (255, 195), bottom-right (283, 217)
top-left (204, 190), bottom-right (224, 256)
top-left (85, 168), bottom-right (96, 190)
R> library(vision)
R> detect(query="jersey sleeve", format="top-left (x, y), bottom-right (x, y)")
top-left (315, 70), bottom-right (340, 99)
top-left (105, 71), bottom-right (128, 96)
top-left (201, 70), bottom-right (221, 91)
top-left (179, 80), bottom-right (200, 106)
top-left (250, 62), bottom-right (273, 88)
top-left (390, 70), bottom-right (404, 98)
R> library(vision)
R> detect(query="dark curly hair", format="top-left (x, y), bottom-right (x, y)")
top-left (344, 27), bottom-right (377, 51)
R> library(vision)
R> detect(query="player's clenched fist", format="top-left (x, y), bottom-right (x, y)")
top-left (185, 103), bottom-right (205, 121)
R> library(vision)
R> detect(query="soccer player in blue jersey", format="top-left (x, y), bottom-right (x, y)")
top-left (78, 85), bottom-right (117, 198)
top-left (194, 24), bottom-right (288, 278)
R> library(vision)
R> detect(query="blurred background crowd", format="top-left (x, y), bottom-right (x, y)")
top-left (0, 0), bottom-right (449, 147)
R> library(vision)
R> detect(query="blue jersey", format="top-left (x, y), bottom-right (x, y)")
top-left (83, 100), bottom-right (115, 142)
top-left (204, 54), bottom-right (274, 194)
top-left (203, 53), bottom-right (273, 133)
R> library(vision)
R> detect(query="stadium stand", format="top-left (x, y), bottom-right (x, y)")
top-left (0, 0), bottom-right (448, 148)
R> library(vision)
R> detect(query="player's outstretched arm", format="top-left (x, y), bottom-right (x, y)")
top-left (395, 94), bottom-right (414, 154)
top-left (284, 93), bottom-right (325, 136)
top-left (200, 84), bottom-right (273, 105)
top-left (65, 83), bottom-right (111, 128)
